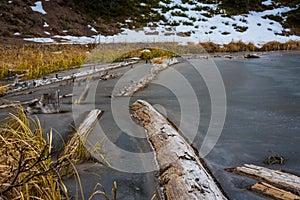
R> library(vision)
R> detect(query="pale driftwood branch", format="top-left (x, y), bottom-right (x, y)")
top-left (60, 109), bottom-right (102, 164)
top-left (75, 82), bottom-right (90, 104)
top-left (77, 109), bottom-right (102, 137)
top-left (251, 182), bottom-right (300, 200)
top-left (235, 164), bottom-right (300, 194)
top-left (115, 58), bottom-right (179, 97)
top-left (131, 100), bottom-right (227, 200)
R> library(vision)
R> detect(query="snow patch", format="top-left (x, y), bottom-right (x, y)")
top-left (88, 25), bottom-right (98, 33)
top-left (14, 32), bottom-right (21, 36)
top-left (262, 0), bottom-right (273, 6)
top-left (24, 0), bottom-right (300, 46)
top-left (30, 1), bottom-right (47, 15)
top-left (53, 35), bottom-right (98, 44)
top-left (24, 38), bottom-right (54, 43)
top-left (43, 22), bottom-right (49, 27)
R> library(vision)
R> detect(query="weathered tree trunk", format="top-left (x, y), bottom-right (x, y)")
top-left (131, 100), bottom-right (227, 200)
top-left (235, 164), bottom-right (300, 193)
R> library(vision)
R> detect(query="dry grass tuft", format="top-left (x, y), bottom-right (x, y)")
top-left (261, 40), bottom-right (300, 51)
top-left (0, 106), bottom-right (114, 200)
top-left (0, 106), bottom-right (69, 199)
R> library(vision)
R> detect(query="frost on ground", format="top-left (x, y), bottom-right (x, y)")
top-left (24, 0), bottom-right (300, 46)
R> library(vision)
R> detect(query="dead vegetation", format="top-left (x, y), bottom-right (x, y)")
top-left (0, 44), bottom-right (89, 80)
top-left (1, 40), bottom-right (299, 83)
top-left (0, 106), bottom-right (115, 200)
top-left (0, 106), bottom-right (68, 199)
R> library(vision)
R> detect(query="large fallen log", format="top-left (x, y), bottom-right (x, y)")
top-left (235, 164), bottom-right (300, 194)
top-left (251, 182), bottom-right (300, 200)
top-left (131, 100), bottom-right (227, 200)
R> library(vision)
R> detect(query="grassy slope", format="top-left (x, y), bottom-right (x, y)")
top-left (1, 0), bottom-right (299, 42)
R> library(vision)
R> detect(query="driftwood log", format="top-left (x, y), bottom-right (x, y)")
top-left (77, 109), bottom-right (102, 137)
top-left (244, 54), bottom-right (260, 59)
top-left (131, 100), bottom-right (227, 200)
top-left (251, 182), bottom-right (300, 200)
top-left (2, 61), bottom-right (137, 96)
top-left (235, 164), bottom-right (300, 194)
top-left (75, 82), bottom-right (90, 105)
top-left (116, 58), bottom-right (179, 97)
top-left (61, 109), bottom-right (102, 161)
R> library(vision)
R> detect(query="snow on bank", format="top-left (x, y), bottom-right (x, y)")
top-left (24, 37), bottom-right (54, 43)
top-left (24, 1), bottom-right (300, 46)
top-left (262, 0), bottom-right (273, 6)
top-left (30, 1), bottom-right (47, 14)
top-left (43, 22), bottom-right (49, 27)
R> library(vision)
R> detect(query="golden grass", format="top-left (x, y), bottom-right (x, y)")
top-left (0, 44), bottom-right (89, 80)
top-left (0, 106), bottom-right (116, 200)
top-left (85, 40), bottom-right (300, 64)
top-left (85, 42), bottom-right (185, 64)
top-left (221, 41), bottom-right (259, 52)
top-left (1, 40), bottom-right (298, 82)
top-left (260, 40), bottom-right (300, 51)
top-left (0, 106), bottom-right (69, 199)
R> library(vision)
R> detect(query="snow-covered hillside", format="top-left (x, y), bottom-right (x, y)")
top-left (24, 0), bottom-right (300, 46)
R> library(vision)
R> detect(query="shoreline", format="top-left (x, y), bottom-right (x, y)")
top-left (1, 39), bottom-right (300, 51)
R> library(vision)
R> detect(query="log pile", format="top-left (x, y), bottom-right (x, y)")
top-left (131, 100), bottom-right (227, 200)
